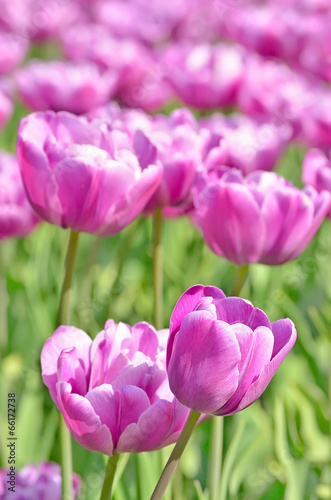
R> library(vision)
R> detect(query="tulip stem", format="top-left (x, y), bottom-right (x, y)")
top-left (58, 230), bottom-right (80, 325)
top-left (100, 454), bottom-right (120, 500)
top-left (153, 208), bottom-right (163, 330)
top-left (208, 416), bottom-right (224, 500)
top-left (150, 410), bottom-right (201, 500)
top-left (57, 229), bottom-right (80, 500)
top-left (231, 265), bottom-right (249, 297)
top-left (0, 243), bottom-right (8, 354)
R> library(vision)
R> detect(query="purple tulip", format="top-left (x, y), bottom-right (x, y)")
top-left (301, 93), bottom-right (331, 149)
top-left (0, 462), bottom-right (80, 499)
top-left (303, 149), bottom-right (331, 216)
top-left (93, 0), bottom-right (187, 45)
top-left (162, 42), bottom-right (244, 109)
top-left (0, 82), bottom-right (12, 131)
top-left (194, 167), bottom-right (330, 265)
top-left (0, 151), bottom-right (39, 240)
top-left (0, 28), bottom-right (28, 76)
top-left (167, 284), bottom-right (297, 415)
top-left (237, 54), bottom-right (315, 140)
top-left (14, 60), bottom-right (118, 114)
top-left (200, 113), bottom-right (291, 175)
top-left (41, 321), bottom-right (190, 455)
top-left (16, 111), bottom-right (163, 235)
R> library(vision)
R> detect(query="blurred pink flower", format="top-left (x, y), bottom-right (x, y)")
top-left (0, 28), bottom-right (28, 75)
top-left (93, 0), bottom-right (188, 45)
top-left (0, 151), bottom-right (39, 240)
top-left (0, 462), bottom-right (80, 499)
top-left (303, 148), bottom-right (331, 216)
top-left (167, 285), bottom-right (297, 415)
top-left (61, 24), bottom-right (173, 112)
top-left (162, 43), bottom-right (244, 109)
top-left (237, 54), bottom-right (315, 140)
top-left (16, 111), bottom-right (163, 235)
top-left (301, 92), bottom-right (331, 149)
top-left (200, 113), bottom-right (291, 175)
top-left (14, 60), bottom-right (117, 114)
top-left (194, 167), bottom-right (330, 265)
top-left (0, 82), bottom-right (12, 130)
top-left (41, 321), bottom-right (190, 455)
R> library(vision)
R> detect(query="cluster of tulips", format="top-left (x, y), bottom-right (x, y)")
top-left (0, 0), bottom-right (331, 498)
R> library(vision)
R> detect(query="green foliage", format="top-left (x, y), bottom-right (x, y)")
top-left (0, 99), bottom-right (330, 500)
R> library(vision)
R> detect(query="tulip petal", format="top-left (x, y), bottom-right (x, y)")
top-left (233, 319), bottom-right (297, 413)
top-left (196, 181), bottom-right (266, 265)
top-left (218, 325), bottom-right (274, 415)
top-left (168, 311), bottom-right (240, 414)
top-left (117, 399), bottom-right (174, 453)
top-left (58, 382), bottom-right (113, 455)
top-left (41, 326), bottom-right (91, 406)
top-left (168, 284), bottom-right (226, 365)
top-left (214, 297), bottom-right (271, 329)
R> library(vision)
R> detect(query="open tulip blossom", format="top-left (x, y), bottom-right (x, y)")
top-left (167, 285), bottom-right (297, 415)
top-left (0, 151), bottom-right (39, 240)
top-left (41, 320), bottom-right (190, 455)
top-left (16, 110), bottom-right (163, 236)
top-left (0, 462), bottom-right (81, 499)
top-left (194, 167), bottom-right (330, 265)
top-left (303, 148), bottom-right (331, 216)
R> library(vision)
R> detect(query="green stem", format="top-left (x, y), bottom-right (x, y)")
top-left (150, 410), bottom-right (201, 500)
top-left (231, 265), bottom-right (249, 297)
top-left (0, 243), bottom-right (8, 354)
top-left (208, 417), bottom-right (224, 500)
top-left (57, 229), bottom-right (80, 500)
top-left (58, 230), bottom-right (80, 326)
top-left (153, 209), bottom-right (163, 330)
top-left (100, 454), bottom-right (120, 500)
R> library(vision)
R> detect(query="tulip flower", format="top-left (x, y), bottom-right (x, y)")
top-left (16, 111), bottom-right (163, 235)
top-left (237, 54), bottom-right (315, 140)
top-left (0, 462), bottom-right (80, 499)
top-left (167, 284), bottom-right (297, 415)
top-left (194, 167), bottom-right (330, 265)
top-left (0, 151), bottom-right (39, 240)
top-left (303, 148), bottom-right (331, 216)
top-left (14, 60), bottom-right (118, 114)
top-left (0, 28), bottom-right (28, 76)
top-left (162, 42), bottom-right (244, 109)
top-left (0, 83), bottom-right (12, 130)
top-left (41, 321), bottom-right (190, 455)
top-left (201, 113), bottom-right (291, 175)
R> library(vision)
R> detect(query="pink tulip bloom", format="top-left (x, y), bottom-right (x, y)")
top-left (0, 151), bottom-right (39, 240)
top-left (0, 462), bottom-right (80, 499)
top-left (41, 321), bottom-right (190, 455)
top-left (237, 54), bottom-right (315, 140)
top-left (301, 92), bottom-right (331, 149)
top-left (201, 113), bottom-right (291, 175)
top-left (303, 149), bottom-right (331, 216)
top-left (90, 105), bottom-right (209, 214)
top-left (15, 60), bottom-right (118, 114)
top-left (162, 43), bottom-right (244, 109)
top-left (16, 111), bottom-right (163, 235)
top-left (167, 284), bottom-right (297, 416)
top-left (0, 83), bottom-right (12, 130)
top-left (93, 0), bottom-right (187, 45)
top-left (0, 28), bottom-right (28, 76)
top-left (194, 167), bottom-right (330, 265)
top-left (62, 24), bottom-right (173, 112)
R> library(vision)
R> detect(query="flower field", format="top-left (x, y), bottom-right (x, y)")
top-left (0, 1), bottom-right (331, 499)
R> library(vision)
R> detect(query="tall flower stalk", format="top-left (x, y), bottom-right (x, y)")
top-left (100, 454), bottom-right (120, 500)
top-left (150, 410), bottom-right (201, 500)
top-left (57, 229), bottom-right (80, 500)
top-left (153, 208), bottom-right (163, 330)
